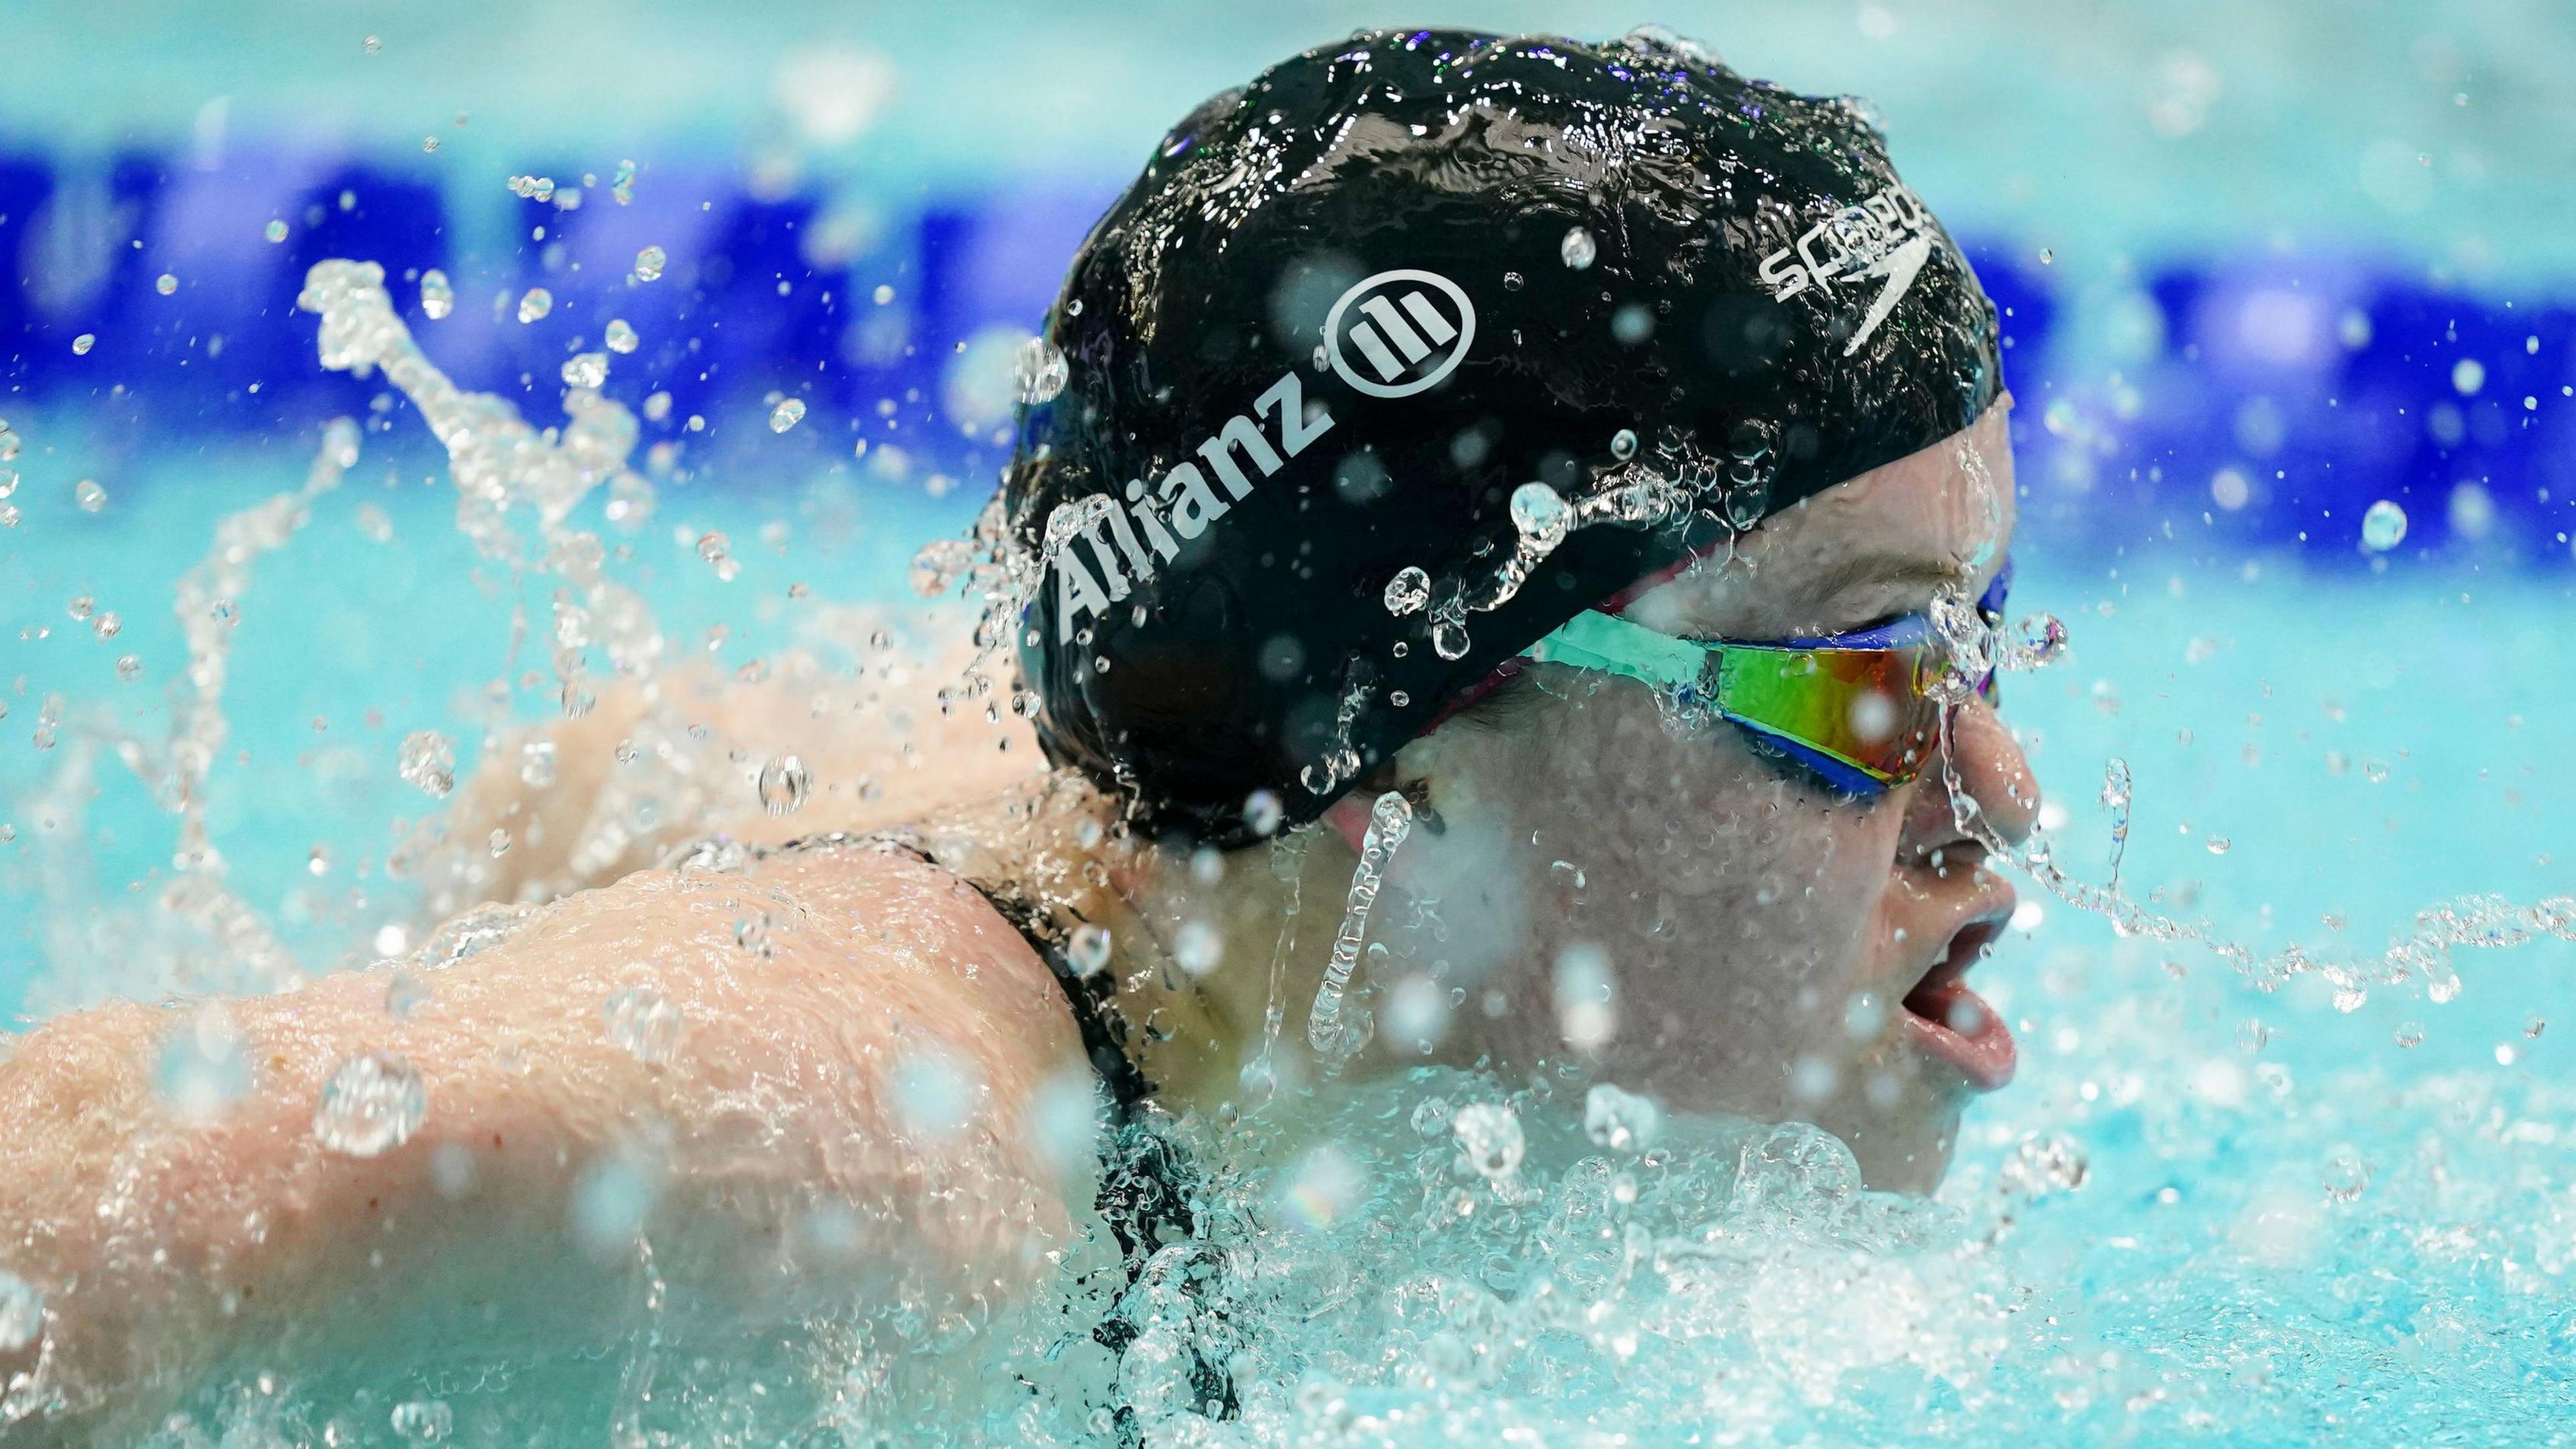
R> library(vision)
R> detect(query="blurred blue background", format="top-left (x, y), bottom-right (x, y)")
top-left (0, 0), bottom-right (2571, 561)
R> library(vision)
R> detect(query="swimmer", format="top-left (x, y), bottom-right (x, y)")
top-left (0, 28), bottom-right (2040, 1432)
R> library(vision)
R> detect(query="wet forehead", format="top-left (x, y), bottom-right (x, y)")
top-left (1631, 405), bottom-right (2017, 640)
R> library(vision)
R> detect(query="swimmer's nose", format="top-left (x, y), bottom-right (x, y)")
top-left (1907, 700), bottom-right (2041, 853)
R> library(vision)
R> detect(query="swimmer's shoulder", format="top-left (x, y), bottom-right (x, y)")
top-left (739, 839), bottom-right (1080, 1065)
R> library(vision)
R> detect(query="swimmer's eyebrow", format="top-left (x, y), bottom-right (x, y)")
top-left (1792, 550), bottom-right (1969, 615)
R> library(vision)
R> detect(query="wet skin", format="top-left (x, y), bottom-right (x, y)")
top-left (1166, 405), bottom-right (2043, 1191)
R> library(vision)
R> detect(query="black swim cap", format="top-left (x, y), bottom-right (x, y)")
top-left (1001, 26), bottom-right (2001, 847)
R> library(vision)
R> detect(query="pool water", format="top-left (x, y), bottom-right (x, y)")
top-left (6, 331), bottom-right (2573, 1441)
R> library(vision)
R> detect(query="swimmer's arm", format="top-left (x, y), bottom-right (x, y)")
top-left (0, 850), bottom-right (1087, 1430)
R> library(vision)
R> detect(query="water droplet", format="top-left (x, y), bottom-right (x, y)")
top-left (115, 655), bottom-right (140, 682)
top-left (1609, 427), bottom-right (1638, 460)
top-left (0, 1270), bottom-right (42, 1351)
top-left (1067, 924), bottom-right (1112, 977)
top-left (398, 730), bottom-right (456, 797)
top-left (70, 333), bottom-right (94, 356)
top-left (91, 610), bottom-right (119, 640)
top-left (2451, 358), bottom-right (2485, 395)
top-left (909, 537), bottom-right (972, 597)
top-left (264, 219), bottom-right (288, 243)
top-left (1999, 1132), bottom-right (2090, 1195)
top-left (312, 1052), bottom-right (427, 1157)
top-left (1583, 1082), bottom-right (1663, 1152)
top-left (1501, 270), bottom-right (1524, 292)
top-left (1015, 335), bottom-right (1069, 404)
top-left (2322, 1148), bottom-right (2371, 1203)
top-left (518, 739), bottom-right (557, 788)
top-left (2361, 498), bottom-right (2408, 551)
top-left (1452, 1102), bottom-right (1525, 1181)
top-left (515, 288), bottom-right (553, 323)
top-left (2038, 248), bottom-right (2055, 265)
top-left (2394, 1022), bottom-right (2425, 1048)
top-left (1383, 566), bottom-right (1431, 616)
top-left (611, 160), bottom-right (637, 205)
top-left (388, 1398), bottom-right (452, 1442)
top-left (418, 270), bottom-right (453, 319)
top-left (757, 754), bottom-right (810, 814)
top-left (604, 318), bottom-right (639, 354)
top-left (1432, 616), bottom-right (1471, 660)
top-left (768, 397), bottom-right (807, 433)
top-left (1560, 225), bottom-right (1598, 270)
top-left (560, 352), bottom-right (608, 388)
top-left (74, 479), bottom-right (107, 513)
top-left (2206, 836), bottom-right (2232, 855)
top-left (421, 135), bottom-right (440, 153)
top-left (155, 272), bottom-right (178, 296)
top-left (1174, 920), bottom-right (1222, 976)
top-left (603, 986), bottom-right (684, 1063)
top-left (505, 174), bottom-right (555, 201)
top-left (634, 245), bottom-right (667, 282)
top-left (1509, 480), bottom-right (1568, 537)
top-left (1244, 789), bottom-right (1283, 837)
top-left (66, 596), bottom-right (91, 621)
top-left (696, 531), bottom-right (738, 581)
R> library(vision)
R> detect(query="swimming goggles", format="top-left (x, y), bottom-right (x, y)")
top-left (1524, 565), bottom-right (2010, 796)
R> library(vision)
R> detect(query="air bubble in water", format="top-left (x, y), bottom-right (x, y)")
top-left (264, 219), bottom-right (288, 243)
top-left (610, 159), bottom-right (637, 205)
top-left (604, 318), bottom-right (639, 354)
top-left (506, 174), bottom-right (555, 201)
top-left (2361, 499), bottom-right (2408, 551)
top-left (419, 270), bottom-right (453, 319)
top-left (516, 288), bottom-right (553, 323)
top-left (74, 479), bottom-right (107, 513)
top-left (313, 1052), bottom-right (427, 1157)
top-left (398, 730), bottom-right (456, 797)
top-left (1610, 427), bottom-right (1638, 460)
top-left (1452, 1102), bottom-right (1525, 1181)
top-left (0, 1271), bottom-right (40, 1352)
top-left (71, 333), bottom-right (93, 356)
top-left (561, 352), bottom-right (608, 388)
top-left (769, 397), bottom-right (807, 433)
top-left (91, 610), bottom-right (119, 639)
top-left (155, 272), bottom-right (178, 296)
top-left (1016, 335), bottom-right (1069, 404)
top-left (634, 245), bottom-right (667, 282)
top-left (1510, 481), bottom-right (1568, 537)
top-left (757, 754), bottom-right (810, 814)
top-left (1383, 566), bottom-right (1430, 616)
top-left (603, 986), bottom-right (683, 1063)
top-left (1560, 225), bottom-right (1598, 270)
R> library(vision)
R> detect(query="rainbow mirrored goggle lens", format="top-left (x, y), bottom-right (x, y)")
top-left (1524, 566), bottom-right (2009, 796)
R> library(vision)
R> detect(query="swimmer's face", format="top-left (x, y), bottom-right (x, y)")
top-left (1379, 405), bottom-right (2039, 1191)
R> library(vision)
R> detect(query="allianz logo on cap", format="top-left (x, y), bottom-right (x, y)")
top-left (1045, 266), bottom-right (1472, 645)
top-left (1324, 268), bottom-right (1478, 398)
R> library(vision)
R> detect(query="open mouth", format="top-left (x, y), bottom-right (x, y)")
top-left (1898, 918), bottom-right (2017, 1091)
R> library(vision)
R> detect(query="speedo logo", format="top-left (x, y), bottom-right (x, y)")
top-left (1755, 184), bottom-right (1937, 356)
top-left (1051, 266), bottom-right (1473, 643)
